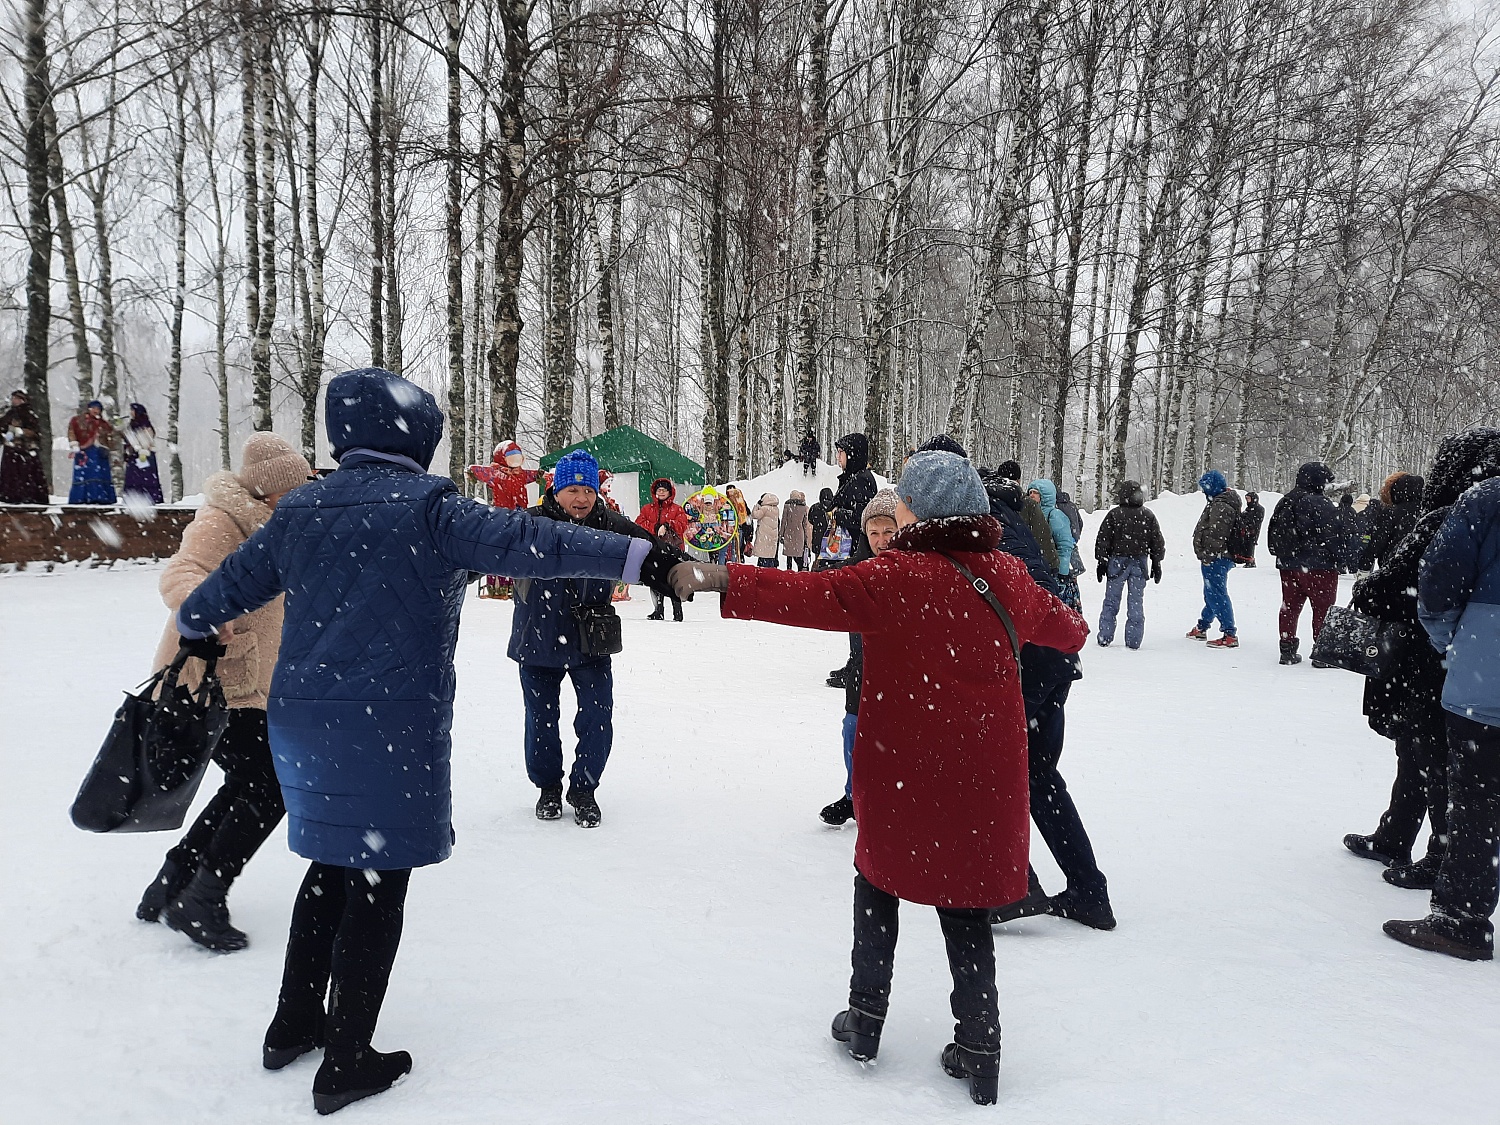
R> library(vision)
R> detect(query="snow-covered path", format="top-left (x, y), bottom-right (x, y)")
top-left (2, 498), bottom-right (1497, 1123)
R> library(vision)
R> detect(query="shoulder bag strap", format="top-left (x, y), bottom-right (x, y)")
top-left (937, 551), bottom-right (1021, 664)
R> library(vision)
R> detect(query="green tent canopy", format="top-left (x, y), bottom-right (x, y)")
top-left (540, 425), bottom-right (706, 509)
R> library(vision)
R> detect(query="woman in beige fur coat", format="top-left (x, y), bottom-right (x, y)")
top-left (137, 433), bottom-right (311, 953)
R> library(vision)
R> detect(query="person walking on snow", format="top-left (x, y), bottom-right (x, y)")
top-left (982, 468), bottom-right (1115, 930)
top-left (1267, 461), bottom-right (1343, 664)
top-left (798, 430), bottom-right (821, 475)
top-left (512, 450), bottom-right (659, 828)
top-left (637, 477), bottom-right (690, 620)
top-left (818, 488), bottom-right (900, 826)
top-left (173, 368), bottom-right (682, 1115)
top-left (751, 492), bottom-right (781, 567)
top-left (780, 491), bottom-right (812, 570)
top-left (1387, 429), bottom-right (1500, 961)
top-left (137, 433), bottom-right (312, 952)
top-left (1229, 490), bottom-right (1265, 567)
top-left (1027, 479), bottom-right (1081, 610)
top-left (671, 451), bottom-right (1090, 1105)
top-left (1188, 470), bottom-right (1242, 648)
top-left (1093, 479), bottom-right (1166, 649)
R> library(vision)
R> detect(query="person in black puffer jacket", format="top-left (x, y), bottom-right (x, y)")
top-left (1268, 461), bottom-right (1343, 663)
top-left (832, 433), bottom-right (878, 534)
top-left (981, 468), bottom-right (1113, 930)
top-left (1342, 430), bottom-right (1500, 889)
top-left (1228, 491), bottom-right (1265, 566)
top-left (1093, 479), bottom-right (1166, 649)
top-left (1359, 472), bottom-right (1424, 572)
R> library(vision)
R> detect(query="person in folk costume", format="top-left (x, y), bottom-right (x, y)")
top-left (122, 403), bottom-right (164, 505)
top-left (669, 452), bottom-right (1090, 1105)
top-left (683, 485), bottom-right (739, 564)
top-left (724, 484), bottom-right (752, 562)
top-left (0, 389), bottom-right (49, 504)
top-left (637, 478), bottom-right (691, 620)
top-left (68, 399), bottom-right (117, 505)
top-left (467, 440), bottom-right (540, 599)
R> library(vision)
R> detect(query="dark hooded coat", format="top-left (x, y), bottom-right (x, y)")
top-left (1094, 480), bottom-right (1165, 562)
top-left (831, 433), bottom-right (878, 534)
top-left (176, 368), bottom-right (640, 869)
top-left (1268, 462), bottom-right (1342, 570)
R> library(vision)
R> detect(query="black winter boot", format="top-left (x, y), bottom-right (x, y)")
top-left (941, 1042), bottom-right (1001, 1105)
top-left (1383, 854), bottom-right (1443, 890)
top-left (264, 1004), bottom-right (326, 1070)
top-left (136, 857), bottom-right (193, 923)
top-left (672, 605), bottom-right (684, 622)
top-left (990, 869), bottom-right (1048, 925)
top-left (312, 1046), bottom-right (412, 1115)
top-left (830, 1008), bottom-right (884, 1061)
top-left (1383, 917), bottom-right (1492, 961)
top-left (164, 867), bottom-right (248, 952)
top-left (1047, 889), bottom-right (1116, 931)
top-left (819, 795), bottom-right (854, 826)
top-left (826, 668), bottom-right (847, 689)
top-left (567, 786), bottom-right (601, 828)
top-left (646, 609), bottom-right (664, 621)
top-left (1279, 640), bottom-right (1303, 666)
top-left (1342, 833), bottom-right (1405, 867)
top-left (535, 786), bottom-right (563, 821)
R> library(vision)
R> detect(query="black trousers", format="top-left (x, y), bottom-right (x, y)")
top-left (650, 589), bottom-right (682, 617)
top-left (1027, 682), bottom-right (1108, 904)
top-left (848, 872), bottom-right (1000, 1052)
top-left (1372, 727), bottom-right (1449, 863)
top-left (167, 709), bottom-right (284, 882)
top-left (274, 863), bottom-right (413, 1050)
top-left (1433, 714), bottom-right (1500, 947)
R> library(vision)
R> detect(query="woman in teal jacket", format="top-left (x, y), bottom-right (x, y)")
top-left (1029, 479), bottom-right (1081, 609)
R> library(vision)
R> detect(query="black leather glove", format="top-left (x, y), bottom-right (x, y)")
top-left (1096, 560), bottom-right (1108, 583)
top-left (178, 635), bottom-right (228, 661)
top-left (1151, 560), bottom-right (1162, 584)
top-left (638, 542), bottom-right (688, 597)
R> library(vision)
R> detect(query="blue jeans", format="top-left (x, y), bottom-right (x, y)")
top-left (842, 713), bottom-right (857, 798)
top-left (1197, 557), bottom-right (1236, 635)
top-left (518, 661), bottom-right (614, 792)
top-left (1099, 556), bottom-right (1148, 648)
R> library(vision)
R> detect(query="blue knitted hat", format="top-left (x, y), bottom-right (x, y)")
top-left (1199, 469), bottom-right (1228, 497)
top-left (899, 451), bottom-right (990, 522)
top-left (553, 449), bottom-right (601, 492)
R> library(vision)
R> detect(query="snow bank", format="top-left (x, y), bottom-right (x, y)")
top-left (719, 458), bottom-right (890, 504)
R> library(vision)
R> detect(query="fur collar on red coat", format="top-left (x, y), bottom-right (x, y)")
top-left (890, 513), bottom-right (1001, 554)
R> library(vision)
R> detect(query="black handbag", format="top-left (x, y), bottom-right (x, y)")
top-left (1310, 605), bottom-right (1417, 679)
top-left (571, 599), bottom-right (624, 658)
top-left (70, 648), bottom-right (231, 833)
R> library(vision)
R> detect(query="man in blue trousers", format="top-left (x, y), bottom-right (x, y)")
top-left (513, 449), bottom-right (657, 828)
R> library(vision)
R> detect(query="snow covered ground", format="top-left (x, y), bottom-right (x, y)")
top-left (2, 490), bottom-right (1497, 1124)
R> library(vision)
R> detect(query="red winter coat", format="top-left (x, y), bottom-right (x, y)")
top-left (636, 479), bottom-right (690, 549)
top-left (721, 514), bottom-right (1089, 908)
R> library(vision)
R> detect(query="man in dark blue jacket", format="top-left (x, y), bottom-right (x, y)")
top-left (175, 369), bottom-right (680, 1113)
top-left (981, 466), bottom-right (1114, 930)
top-left (1388, 446), bottom-right (1500, 961)
top-left (514, 449), bottom-right (655, 827)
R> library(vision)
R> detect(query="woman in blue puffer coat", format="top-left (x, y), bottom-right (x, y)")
top-left (174, 368), bottom-right (679, 1114)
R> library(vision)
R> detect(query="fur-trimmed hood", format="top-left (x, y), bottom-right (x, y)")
top-left (891, 514), bottom-right (1002, 554)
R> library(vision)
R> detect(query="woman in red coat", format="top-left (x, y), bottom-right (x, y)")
top-left (671, 451), bottom-right (1088, 1105)
top-left (637, 477), bottom-right (690, 620)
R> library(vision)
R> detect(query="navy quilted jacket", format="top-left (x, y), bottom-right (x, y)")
top-left (177, 369), bottom-right (638, 869)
